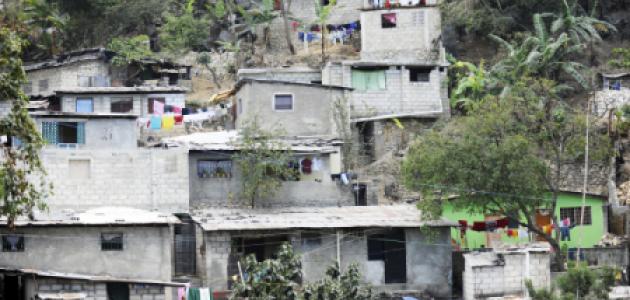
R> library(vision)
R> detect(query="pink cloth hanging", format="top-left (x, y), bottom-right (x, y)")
top-left (153, 101), bottom-right (165, 115)
top-left (173, 105), bottom-right (182, 114)
top-left (177, 287), bottom-right (186, 300)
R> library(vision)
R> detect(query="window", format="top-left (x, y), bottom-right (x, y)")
top-left (38, 79), bottom-right (49, 92)
top-left (197, 160), bottom-right (232, 178)
top-left (301, 232), bottom-right (322, 248)
top-left (69, 159), bottom-right (91, 179)
top-left (381, 13), bottom-right (397, 28)
top-left (560, 206), bottom-right (592, 225)
top-left (609, 80), bottom-right (622, 91)
top-left (42, 121), bottom-right (86, 145)
top-left (2, 234), bottom-right (24, 252)
top-left (353, 183), bottom-right (367, 206)
top-left (351, 69), bottom-right (387, 91)
top-left (48, 98), bottom-right (62, 112)
top-left (76, 98), bottom-right (93, 113)
top-left (101, 233), bottom-right (123, 251)
top-left (111, 97), bottom-right (133, 113)
top-left (274, 94), bottom-right (293, 111)
top-left (409, 67), bottom-right (431, 82)
top-left (148, 98), bottom-right (165, 114)
top-left (22, 82), bottom-right (32, 94)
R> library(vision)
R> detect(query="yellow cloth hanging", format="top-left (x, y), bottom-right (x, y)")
top-left (162, 115), bottom-right (175, 130)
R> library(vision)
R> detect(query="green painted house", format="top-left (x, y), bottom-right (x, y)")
top-left (442, 192), bottom-right (607, 249)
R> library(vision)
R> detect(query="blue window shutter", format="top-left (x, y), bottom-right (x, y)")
top-left (41, 121), bottom-right (58, 144)
top-left (77, 123), bottom-right (85, 144)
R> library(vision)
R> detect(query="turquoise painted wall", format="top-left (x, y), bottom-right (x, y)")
top-left (442, 193), bottom-right (606, 249)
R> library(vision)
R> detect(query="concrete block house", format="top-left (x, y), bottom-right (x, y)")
top-left (0, 208), bottom-right (182, 300)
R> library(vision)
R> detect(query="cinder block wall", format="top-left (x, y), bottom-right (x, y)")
top-left (463, 250), bottom-right (551, 300)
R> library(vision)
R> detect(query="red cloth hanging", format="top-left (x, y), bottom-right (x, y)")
top-left (174, 115), bottom-right (184, 125)
top-left (471, 221), bottom-right (486, 231)
top-left (496, 218), bottom-right (509, 228)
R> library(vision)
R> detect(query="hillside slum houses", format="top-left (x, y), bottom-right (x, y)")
top-left (2, 1), bottom-right (630, 300)
top-left (0, 2), bottom-right (464, 300)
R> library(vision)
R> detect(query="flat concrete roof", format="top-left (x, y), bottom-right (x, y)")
top-left (0, 207), bottom-right (180, 227)
top-left (55, 86), bottom-right (187, 94)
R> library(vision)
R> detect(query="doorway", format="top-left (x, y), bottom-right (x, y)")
top-left (367, 229), bottom-right (407, 284)
top-left (2, 275), bottom-right (24, 300)
top-left (106, 283), bottom-right (129, 300)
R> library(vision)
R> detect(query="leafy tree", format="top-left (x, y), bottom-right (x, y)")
top-left (526, 265), bottom-right (616, 300)
top-left (402, 78), bottom-right (611, 256)
top-left (196, 52), bottom-right (222, 88)
top-left (231, 243), bottom-right (303, 300)
top-left (237, 0), bottom-right (278, 50)
top-left (303, 263), bottom-right (373, 300)
top-left (107, 35), bottom-right (154, 67)
top-left (550, 0), bottom-right (615, 44)
top-left (231, 119), bottom-right (296, 207)
top-left (315, 0), bottom-right (337, 62)
top-left (159, 0), bottom-right (211, 54)
top-left (609, 48), bottom-right (630, 69)
top-left (0, 28), bottom-right (50, 227)
top-left (450, 59), bottom-right (490, 112)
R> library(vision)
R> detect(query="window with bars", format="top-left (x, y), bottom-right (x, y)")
top-left (111, 97), bottom-right (133, 113)
top-left (101, 233), bottom-right (123, 251)
top-left (197, 160), bottom-right (232, 178)
top-left (42, 122), bottom-right (86, 145)
top-left (559, 206), bottom-right (592, 225)
top-left (2, 234), bottom-right (24, 252)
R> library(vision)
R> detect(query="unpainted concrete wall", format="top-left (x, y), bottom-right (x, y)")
top-left (25, 60), bottom-right (110, 96)
top-left (238, 69), bottom-right (322, 84)
top-left (323, 63), bottom-right (445, 118)
top-left (22, 277), bottom-right (170, 300)
top-left (360, 7), bottom-right (444, 63)
top-left (39, 148), bottom-right (189, 212)
top-left (0, 226), bottom-right (173, 281)
top-left (34, 116), bottom-right (138, 149)
top-left (189, 151), bottom-right (352, 208)
top-left (59, 92), bottom-right (186, 117)
top-left (235, 81), bottom-right (348, 136)
top-left (463, 251), bottom-right (550, 300)
top-left (201, 227), bottom-right (452, 298)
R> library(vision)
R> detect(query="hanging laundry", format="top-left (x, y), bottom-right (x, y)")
top-left (174, 115), bottom-right (184, 125)
top-left (301, 158), bottom-right (312, 174)
top-left (340, 173), bottom-right (350, 185)
top-left (178, 287), bottom-right (186, 300)
top-left (471, 221), bottom-right (486, 231)
top-left (188, 288), bottom-right (201, 300)
top-left (150, 115), bottom-right (162, 130)
top-left (458, 220), bottom-right (468, 235)
top-left (162, 115), bottom-right (175, 130)
top-left (153, 101), bottom-right (165, 115)
top-left (173, 106), bottom-right (183, 114)
top-left (164, 105), bottom-right (173, 113)
top-left (199, 288), bottom-right (212, 300)
top-left (182, 107), bottom-right (191, 115)
top-left (518, 227), bottom-right (528, 240)
top-left (485, 220), bottom-right (497, 232)
top-left (311, 157), bottom-right (323, 171)
top-left (496, 218), bottom-right (509, 228)
top-left (291, 21), bottom-right (300, 31)
top-left (560, 226), bottom-right (571, 241)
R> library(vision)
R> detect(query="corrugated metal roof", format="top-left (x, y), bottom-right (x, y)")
top-left (0, 207), bottom-right (180, 227)
top-left (164, 131), bottom-right (342, 153)
top-left (192, 205), bottom-right (456, 231)
top-left (0, 267), bottom-right (186, 287)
